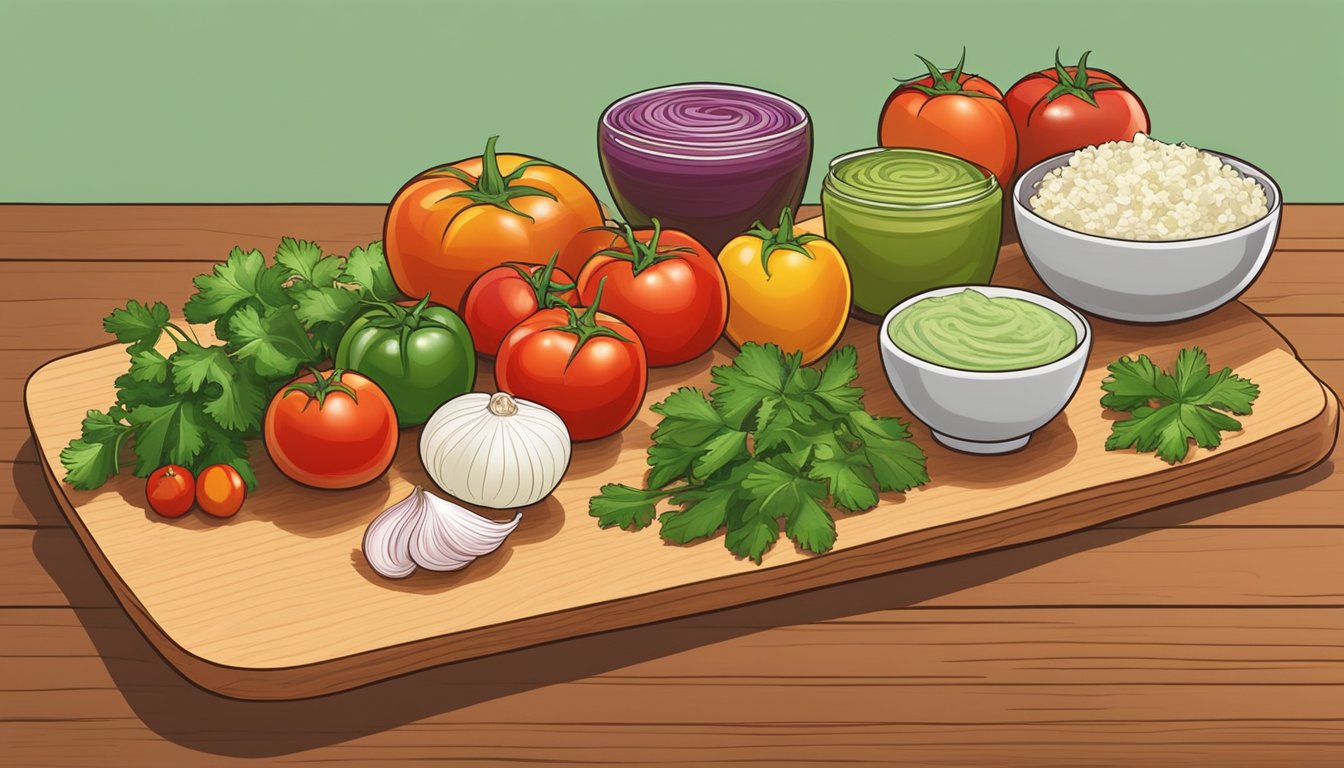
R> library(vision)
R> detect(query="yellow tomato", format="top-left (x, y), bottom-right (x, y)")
top-left (717, 209), bottom-right (852, 365)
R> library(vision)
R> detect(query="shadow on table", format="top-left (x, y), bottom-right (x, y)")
top-left (15, 437), bottom-right (1336, 759)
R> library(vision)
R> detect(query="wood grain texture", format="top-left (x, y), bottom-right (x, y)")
top-left (23, 238), bottom-right (1339, 698)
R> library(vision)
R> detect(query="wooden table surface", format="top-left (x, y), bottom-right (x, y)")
top-left (1, 204), bottom-right (1340, 767)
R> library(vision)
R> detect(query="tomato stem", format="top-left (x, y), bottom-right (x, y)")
top-left (433, 136), bottom-right (558, 222)
top-left (508, 251), bottom-right (574, 309)
top-left (899, 49), bottom-right (997, 100)
top-left (1035, 49), bottom-right (1124, 109)
top-left (547, 278), bottom-right (635, 368)
top-left (745, 207), bottom-right (822, 280)
top-left (591, 218), bottom-right (695, 277)
top-left (283, 367), bottom-right (360, 410)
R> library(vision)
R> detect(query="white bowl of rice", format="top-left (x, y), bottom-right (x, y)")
top-left (1013, 134), bottom-right (1281, 323)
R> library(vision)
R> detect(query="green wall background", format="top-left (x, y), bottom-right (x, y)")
top-left (3, 0), bottom-right (1340, 204)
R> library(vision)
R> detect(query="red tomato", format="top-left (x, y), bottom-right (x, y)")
top-left (495, 285), bottom-right (647, 441)
top-left (574, 220), bottom-right (727, 367)
top-left (461, 254), bottom-right (578, 357)
top-left (146, 464), bottom-right (194, 518)
top-left (196, 464), bottom-right (246, 518)
top-left (1004, 50), bottom-right (1150, 175)
top-left (263, 369), bottom-right (399, 490)
top-left (384, 136), bottom-right (603, 310)
top-left (878, 51), bottom-right (1017, 185)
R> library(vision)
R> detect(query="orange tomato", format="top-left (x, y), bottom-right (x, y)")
top-left (878, 52), bottom-right (1017, 185)
top-left (384, 136), bottom-right (604, 309)
top-left (196, 464), bottom-right (246, 518)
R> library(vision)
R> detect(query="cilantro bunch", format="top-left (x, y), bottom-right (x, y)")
top-left (1101, 346), bottom-right (1260, 464)
top-left (60, 238), bottom-right (402, 491)
top-left (590, 343), bottom-right (928, 564)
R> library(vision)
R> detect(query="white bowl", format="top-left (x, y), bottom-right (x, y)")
top-left (1013, 149), bottom-right (1282, 323)
top-left (878, 286), bottom-right (1092, 454)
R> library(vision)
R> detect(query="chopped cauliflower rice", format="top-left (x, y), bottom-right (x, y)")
top-left (1029, 133), bottom-right (1269, 241)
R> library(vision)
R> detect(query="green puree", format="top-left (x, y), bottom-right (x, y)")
top-left (889, 289), bottom-right (1076, 371)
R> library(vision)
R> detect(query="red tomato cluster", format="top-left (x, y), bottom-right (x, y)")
top-left (878, 49), bottom-right (1150, 185)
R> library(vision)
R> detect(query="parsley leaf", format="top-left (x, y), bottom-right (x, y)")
top-left (659, 484), bottom-right (735, 544)
top-left (710, 342), bottom-right (786, 429)
top-left (169, 341), bottom-right (266, 432)
top-left (125, 398), bottom-right (208, 475)
top-left (183, 247), bottom-right (276, 324)
top-left (228, 305), bottom-right (318, 377)
top-left (274, 237), bottom-right (343, 287)
top-left (1101, 347), bottom-right (1259, 463)
top-left (128, 348), bottom-right (170, 383)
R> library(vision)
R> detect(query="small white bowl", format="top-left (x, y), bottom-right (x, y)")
top-left (878, 286), bottom-right (1092, 454)
top-left (1013, 149), bottom-right (1282, 323)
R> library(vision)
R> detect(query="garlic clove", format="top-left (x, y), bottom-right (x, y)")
top-left (420, 492), bottom-right (523, 558)
top-left (362, 488), bottom-right (425, 579)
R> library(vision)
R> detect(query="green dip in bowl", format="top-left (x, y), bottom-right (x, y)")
top-left (887, 288), bottom-right (1077, 371)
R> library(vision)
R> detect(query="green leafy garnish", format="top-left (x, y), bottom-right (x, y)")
top-left (1101, 347), bottom-right (1260, 464)
top-left (60, 238), bottom-right (402, 491)
top-left (590, 343), bottom-right (928, 564)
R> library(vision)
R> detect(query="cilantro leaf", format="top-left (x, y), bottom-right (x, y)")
top-left (1102, 348), bottom-right (1258, 463)
top-left (691, 429), bottom-right (748, 479)
top-left (170, 341), bottom-right (266, 431)
top-left (589, 484), bottom-right (665, 530)
top-left (659, 485), bottom-right (734, 544)
top-left (341, 242), bottom-right (401, 302)
top-left (649, 387), bottom-right (725, 446)
top-left (125, 399), bottom-right (208, 475)
top-left (274, 237), bottom-right (343, 287)
top-left (183, 247), bottom-right (270, 324)
top-left (646, 443), bottom-right (698, 490)
top-left (809, 435), bottom-right (880, 512)
top-left (60, 409), bottom-right (133, 490)
top-left (810, 345), bottom-right (863, 418)
top-left (114, 372), bottom-right (175, 410)
top-left (128, 348), bottom-right (169, 383)
top-left (228, 305), bottom-right (318, 377)
top-left (846, 411), bottom-right (928, 492)
top-left (103, 300), bottom-right (170, 350)
top-left (734, 460), bottom-right (829, 561)
top-left (784, 491), bottom-right (837, 555)
top-left (710, 342), bottom-right (785, 429)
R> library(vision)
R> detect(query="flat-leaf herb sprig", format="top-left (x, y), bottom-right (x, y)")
top-left (590, 342), bottom-right (928, 564)
top-left (1101, 346), bottom-right (1259, 464)
top-left (60, 238), bottom-right (402, 491)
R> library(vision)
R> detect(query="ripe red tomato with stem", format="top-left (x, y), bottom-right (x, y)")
top-left (878, 50), bottom-right (1017, 186)
top-left (1004, 49), bottom-right (1150, 176)
top-left (460, 252), bottom-right (578, 357)
top-left (146, 464), bottom-right (195, 518)
top-left (263, 368), bottom-right (399, 490)
top-left (574, 219), bottom-right (727, 367)
top-left (196, 464), bottom-right (246, 518)
top-left (495, 279), bottom-right (648, 441)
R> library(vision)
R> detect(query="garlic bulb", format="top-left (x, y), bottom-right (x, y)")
top-left (420, 392), bottom-right (571, 509)
top-left (362, 487), bottom-right (521, 579)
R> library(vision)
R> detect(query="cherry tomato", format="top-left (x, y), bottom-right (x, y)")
top-left (718, 208), bottom-right (851, 365)
top-left (461, 254), bottom-right (577, 357)
top-left (196, 464), bottom-right (246, 518)
top-left (1004, 50), bottom-right (1150, 176)
top-left (495, 282), bottom-right (647, 441)
top-left (146, 464), bottom-right (195, 518)
top-left (878, 51), bottom-right (1017, 185)
top-left (385, 136), bottom-right (603, 309)
top-left (263, 369), bottom-right (399, 489)
top-left (573, 220), bottom-right (727, 367)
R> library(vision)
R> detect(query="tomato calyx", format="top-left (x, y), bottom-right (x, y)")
top-left (547, 278), bottom-right (635, 367)
top-left (900, 50), bottom-right (997, 100)
top-left (745, 207), bottom-right (822, 280)
top-left (283, 368), bottom-right (360, 410)
top-left (1038, 49), bottom-right (1124, 109)
top-left (357, 293), bottom-right (442, 370)
top-left (590, 218), bottom-right (695, 277)
top-left (433, 135), bottom-right (558, 222)
top-left (507, 251), bottom-right (574, 309)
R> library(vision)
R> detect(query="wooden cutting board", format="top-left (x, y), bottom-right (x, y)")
top-left (24, 227), bottom-right (1339, 700)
